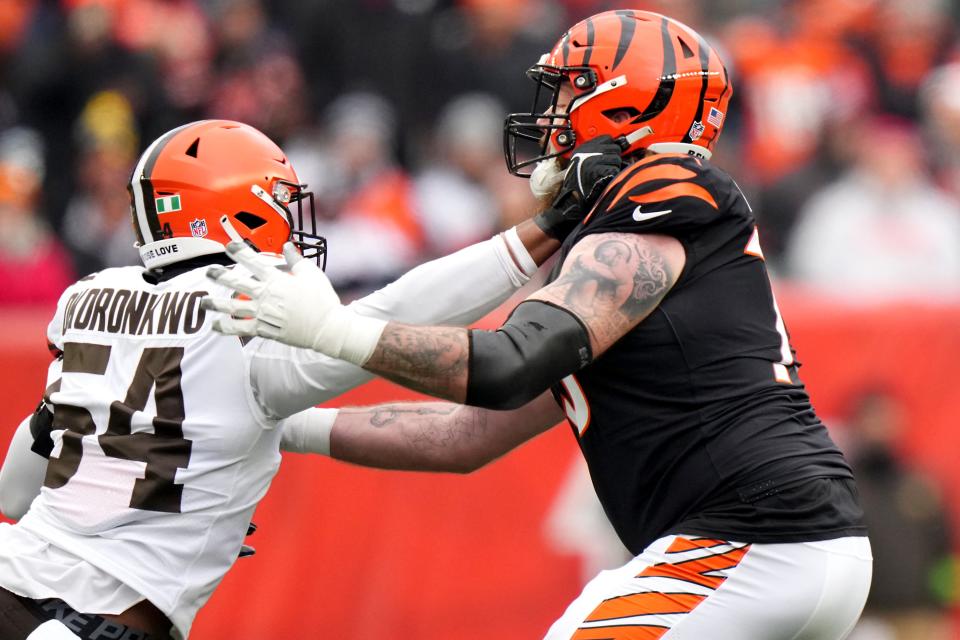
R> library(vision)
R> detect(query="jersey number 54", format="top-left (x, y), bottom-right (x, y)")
top-left (44, 343), bottom-right (193, 513)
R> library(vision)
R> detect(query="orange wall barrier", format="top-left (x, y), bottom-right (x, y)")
top-left (1, 288), bottom-right (958, 638)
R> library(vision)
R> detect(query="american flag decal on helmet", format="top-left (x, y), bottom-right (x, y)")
top-left (707, 107), bottom-right (725, 128)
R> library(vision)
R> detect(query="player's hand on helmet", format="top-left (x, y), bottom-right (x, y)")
top-left (201, 229), bottom-right (385, 365)
top-left (202, 239), bottom-right (339, 345)
top-left (534, 135), bottom-right (626, 240)
top-left (202, 242), bottom-right (342, 351)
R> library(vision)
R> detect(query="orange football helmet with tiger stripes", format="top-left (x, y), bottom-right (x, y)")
top-left (129, 120), bottom-right (325, 270)
top-left (504, 10), bottom-right (731, 176)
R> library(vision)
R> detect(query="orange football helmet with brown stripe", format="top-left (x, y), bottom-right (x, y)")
top-left (504, 10), bottom-right (731, 176)
top-left (129, 120), bottom-right (325, 270)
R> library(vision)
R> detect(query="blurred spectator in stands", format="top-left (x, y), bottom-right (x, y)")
top-left (286, 92), bottom-right (423, 295)
top-left (755, 113), bottom-right (866, 269)
top-left (722, 1), bottom-right (873, 186)
top-left (413, 93), bottom-right (503, 256)
top-left (206, 0), bottom-right (307, 141)
top-left (921, 62), bottom-right (960, 201)
top-left (60, 90), bottom-right (140, 277)
top-left (843, 388), bottom-right (954, 640)
top-left (786, 114), bottom-right (960, 300)
top-left (0, 0), bottom-right (38, 56)
top-left (112, 0), bottom-right (213, 128)
top-left (0, 126), bottom-right (73, 305)
top-left (848, 0), bottom-right (958, 121)
top-left (5, 1), bottom-right (168, 230)
top-left (280, 0), bottom-right (438, 144)
top-left (485, 167), bottom-right (541, 233)
top-left (4, 0), bottom-right (960, 298)
top-left (421, 0), bottom-right (561, 118)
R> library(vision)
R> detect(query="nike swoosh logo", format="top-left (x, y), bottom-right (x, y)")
top-left (571, 152), bottom-right (602, 195)
top-left (632, 206), bottom-right (672, 222)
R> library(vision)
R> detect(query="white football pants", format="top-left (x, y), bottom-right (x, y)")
top-left (545, 535), bottom-right (872, 640)
top-left (25, 620), bottom-right (82, 639)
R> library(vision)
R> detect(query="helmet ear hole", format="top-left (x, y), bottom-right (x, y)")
top-left (234, 211), bottom-right (267, 230)
top-left (602, 107), bottom-right (641, 125)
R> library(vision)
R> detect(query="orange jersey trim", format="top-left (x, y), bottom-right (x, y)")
top-left (628, 181), bottom-right (718, 210)
top-left (583, 155), bottom-right (674, 224)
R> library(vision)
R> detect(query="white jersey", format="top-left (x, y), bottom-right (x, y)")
top-left (0, 232), bottom-right (533, 639)
top-left (11, 265), bottom-right (281, 638)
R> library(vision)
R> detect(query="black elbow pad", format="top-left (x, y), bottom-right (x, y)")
top-left (467, 301), bottom-right (591, 409)
top-left (29, 401), bottom-right (56, 459)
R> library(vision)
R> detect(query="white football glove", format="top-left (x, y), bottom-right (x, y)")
top-left (201, 234), bottom-right (386, 366)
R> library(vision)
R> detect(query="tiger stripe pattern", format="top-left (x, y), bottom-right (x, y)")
top-left (569, 538), bottom-right (751, 639)
top-left (584, 155), bottom-right (718, 225)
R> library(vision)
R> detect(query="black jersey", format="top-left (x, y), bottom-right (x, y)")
top-left (549, 153), bottom-right (864, 555)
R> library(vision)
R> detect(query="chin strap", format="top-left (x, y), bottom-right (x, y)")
top-left (616, 126), bottom-right (714, 161)
top-left (623, 126), bottom-right (654, 147)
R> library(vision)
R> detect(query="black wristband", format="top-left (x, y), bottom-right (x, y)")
top-left (533, 194), bottom-right (581, 240)
top-left (533, 207), bottom-right (570, 240)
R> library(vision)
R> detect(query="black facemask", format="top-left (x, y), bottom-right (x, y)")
top-left (503, 64), bottom-right (597, 177)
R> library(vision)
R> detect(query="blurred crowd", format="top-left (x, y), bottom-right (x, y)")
top-left (1, 0), bottom-right (960, 305)
top-left (839, 388), bottom-right (955, 640)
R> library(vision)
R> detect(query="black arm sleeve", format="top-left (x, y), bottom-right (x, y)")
top-left (466, 301), bottom-right (592, 410)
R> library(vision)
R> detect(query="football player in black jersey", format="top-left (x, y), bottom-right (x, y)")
top-left (204, 10), bottom-right (872, 639)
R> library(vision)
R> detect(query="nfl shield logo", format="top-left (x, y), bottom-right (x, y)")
top-left (190, 218), bottom-right (208, 238)
top-left (688, 121), bottom-right (705, 141)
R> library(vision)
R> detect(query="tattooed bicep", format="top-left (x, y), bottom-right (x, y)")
top-left (528, 233), bottom-right (685, 355)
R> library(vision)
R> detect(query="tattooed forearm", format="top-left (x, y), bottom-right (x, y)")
top-left (367, 404), bottom-right (458, 428)
top-left (336, 403), bottom-right (490, 472)
top-left (364, 324), bottom-right (469, 403)
top-left (402, 407), bottom-right (487, 454)
top-left (331, 393), bottom-right (561, 474)
top-left (346, 403), bottom-right (485, 451)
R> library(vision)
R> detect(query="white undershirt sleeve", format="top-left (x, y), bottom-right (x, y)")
top-left (0, 415), bottom-right (48, 520)
top-left (1, 303), bottom-right (69, 519)
top-left (279, 408), bottom-right (339, 454)
top-left (346, 230), bottom-right (533, 325)
top-left (250, 231), bottom-right (535, 418)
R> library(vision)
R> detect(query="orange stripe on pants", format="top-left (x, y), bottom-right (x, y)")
top-left (571, 624), bottom-right (671, 640)
top-left (585, 592), bottom-right (706, 622)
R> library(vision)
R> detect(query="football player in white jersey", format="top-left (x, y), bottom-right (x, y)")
top-left (0, 119), bottom-right (624, 640)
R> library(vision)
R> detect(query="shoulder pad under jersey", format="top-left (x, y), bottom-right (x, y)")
top-left (579, 153), bottom-right (724, 238)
